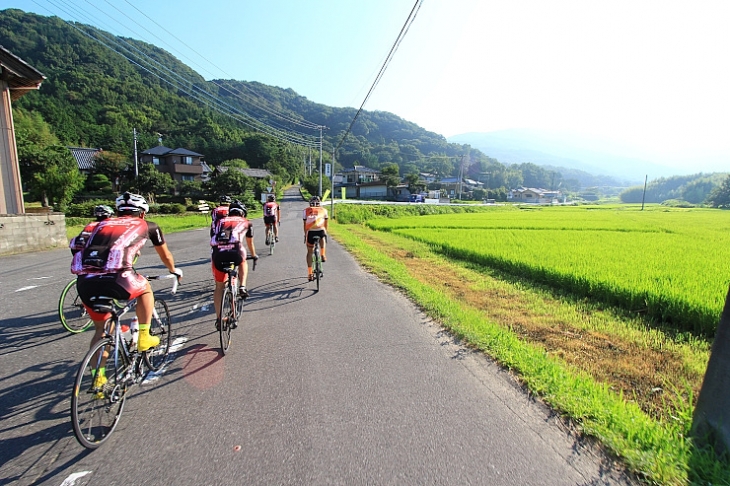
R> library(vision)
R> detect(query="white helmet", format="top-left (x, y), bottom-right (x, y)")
top-left (115, 192), bottom-right (149, 213)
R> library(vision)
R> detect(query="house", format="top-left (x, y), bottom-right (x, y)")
top-left (508, 187), bottom-right (563, 204)
top-left (139, 145), bottom-right (209, 184)
top-left (341, 165), bottom-right (380, 184)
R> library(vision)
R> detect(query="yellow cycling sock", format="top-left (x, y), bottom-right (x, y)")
top-left (92, 366), bottom-right (106, 378)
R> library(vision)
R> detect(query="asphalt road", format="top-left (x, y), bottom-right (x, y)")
top-left (0, 188), bottom-right (635, 485)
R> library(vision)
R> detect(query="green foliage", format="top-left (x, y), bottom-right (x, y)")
top-left (620, 173), bottom-right (728, 204)
top-left (157, 203), bottom-right (186, 214)
top-left (66, 198), bottom-right (116, 217)
top-left (86, 173), bottom-right (112, 192)
top-left (131, 163), bottom-right (175, 201)
top-left (705, 174), bottom-right (730, 209)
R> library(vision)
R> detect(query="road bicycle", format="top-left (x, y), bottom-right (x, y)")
top-left (219, 256), bottom-right (256, 355)
top-left (265, 223), bottom-right (276, 255)
top-left (70, 274), bottom-right (178, 449)
top-left (59, 278), bottom-right (93, 333)
top-left (311, 236), bottom-right (323, 292)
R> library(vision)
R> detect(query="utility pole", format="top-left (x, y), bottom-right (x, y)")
top-left (133, 128), bottom-right (139, 188)
top-left (641, 174), bottom-right (648, 210)
top-left (318, 125), bottom-right (323, 197)
top-left (331, 147), bottom-right (336, 218)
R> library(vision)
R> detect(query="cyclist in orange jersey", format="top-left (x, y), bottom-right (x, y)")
top-left (303, 195), bottom-right (328, 281)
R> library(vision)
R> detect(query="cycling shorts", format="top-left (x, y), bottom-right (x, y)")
top-left (211, 246), bottom-right (246, 283)
top-left (76, 272), bottom-right (150, 321)
top-left (306, 229), bottom-right (327, 247)
top-left (264, 216), bottom-right (277, 225)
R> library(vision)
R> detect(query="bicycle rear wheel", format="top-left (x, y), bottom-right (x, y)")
top-left (314, 247), bottom-right (321, 292)
top-left (71, 338), bottom-right (128, 449)
top-left (268, 227), bottom-right (275, 255)
top-left (59, 279), bottom-right (93, 333)
top-left (145, 298), bottom-right (172, 371)
top-left (219, 287), bottom-right (233, 355)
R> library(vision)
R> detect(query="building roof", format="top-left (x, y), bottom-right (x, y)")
top-left (342, 165), bottom-right (379, 173)
top-left (68, 147), bottom-right (101, 171)
top-left (141, 145), bottom-right (203, 157)
top-left (0, 44), bottom-right (46, 101)
top-left (216, 166), bottom-right (272, 179)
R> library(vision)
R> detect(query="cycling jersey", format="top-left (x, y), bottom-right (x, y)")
top-left (71, 217), bottom-right (165, 275)
top-left (263, 202), bottom-right (280, 219)
top-left (69, 221), bottom-right (100, 255)
top-left (211, 205), bottom-right (230, 236)
top-left (303, 206), bottom-right (328, 232)
top-left (211, 215), bottom-right (254, 282)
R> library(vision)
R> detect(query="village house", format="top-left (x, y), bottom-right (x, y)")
top-left (139, 145), bottom-right (212, 184)
top-left (508, 187), bottom-right (563, 204)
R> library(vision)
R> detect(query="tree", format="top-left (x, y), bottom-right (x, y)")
top-left (706, 175), bottom-right (730, 209)
top-left (404, 172), bottom-right (425, 194)
top-left (133, 163), bottom-right (175, 202)
top-left (426, 155), bottom-right (454, 181)
top-left (380, 163), bottom-right (401, 197)
top-left (93, 151), bottom-right (129, 189)
top-left (31, 145), bottom-right (86, 210)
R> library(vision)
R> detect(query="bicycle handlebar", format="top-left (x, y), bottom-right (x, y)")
top-left (145, 273), bottom-right (179, 294)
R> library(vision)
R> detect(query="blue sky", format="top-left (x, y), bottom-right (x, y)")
top-left (4, 0), bottom-right (729, 172)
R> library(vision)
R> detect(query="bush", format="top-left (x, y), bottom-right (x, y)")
top-left (65, 199), bottom-right (115, 217)
top-left (158, 203), bottom-right (186, 214)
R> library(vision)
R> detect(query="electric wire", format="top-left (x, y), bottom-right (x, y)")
top-left (335, 0), bottom-right (424, 153)
top-left (32, 0), bottom-right (323, 147)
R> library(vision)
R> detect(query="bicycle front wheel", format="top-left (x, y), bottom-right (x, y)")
top-left (59, 279), bottom-right (93, 333)
top-left (145, 298), bottom-right (172, 371)
top-left (315, 254), bottom-right (321, 292)
top-left (71, 338), bottom-right (128, 449)
top-left (219, 287), bottom-right (233, 355)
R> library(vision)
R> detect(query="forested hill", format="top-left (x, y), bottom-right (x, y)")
top-left (0, 9), bottom-right (481, 173)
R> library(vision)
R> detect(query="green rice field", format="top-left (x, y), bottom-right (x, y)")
top-left (366, 205), bottom-right (730, 337)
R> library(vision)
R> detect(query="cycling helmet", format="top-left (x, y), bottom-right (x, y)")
top-left (228, 201), bottom-right (247, 218)
top-left (267, 194), bottom-right (275, 202)
top-left (94, 204), bottom-right (114, 220)
top-left (309, 196), bottom-right (321, 207)
top-left (115, 192), bottom-right (149, 214)
top-left (219, 195), bottom-right (232, 204)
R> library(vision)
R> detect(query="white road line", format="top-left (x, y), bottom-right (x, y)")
top-left (59, 471), bottom-right (91, 485)
top-left (15, 285), bottom-right (38, 292)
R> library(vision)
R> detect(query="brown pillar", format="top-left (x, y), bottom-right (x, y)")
top-left (0, 79), bottom-right (25, 215)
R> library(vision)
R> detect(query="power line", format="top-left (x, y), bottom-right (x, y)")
top-left (335, 0), bottom-right (424, 153)
top-left (33, 0), bottom-right (323, 147)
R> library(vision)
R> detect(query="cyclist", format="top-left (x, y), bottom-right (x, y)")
top-left (69, 204), bottom-right (114, 254)
top-left (263, 194), bottom-right (281, 244)
top-left (71, 192), bottom-right (183, 385)
top-left (303, 195), bottom-right (328, 281)
top-left (211, 201), bottom-right (258, 329)
top-left (211, 195), bottom-right (232, 237)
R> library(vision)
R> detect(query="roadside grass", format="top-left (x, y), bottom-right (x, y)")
top-left (328, 220), bottom-right (728, 485)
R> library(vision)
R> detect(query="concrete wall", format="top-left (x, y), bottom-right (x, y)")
top-left (0, 212), bottom-right (68, 256)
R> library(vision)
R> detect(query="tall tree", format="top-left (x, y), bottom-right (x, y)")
top-left (706, 175), bottom-right (730, 208)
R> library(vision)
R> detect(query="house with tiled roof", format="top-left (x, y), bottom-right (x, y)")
top-left (139, 145), bottom-right (211, 184)
top-left (508, 187), bottom-right (563, 204)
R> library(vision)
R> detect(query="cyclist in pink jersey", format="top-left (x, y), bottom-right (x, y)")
top-left (262, 194), bottom-right (281, 244)
top-left (72, 193), bottom-right (183, 358)
top-left (69, 205), bottom-right (114, 255)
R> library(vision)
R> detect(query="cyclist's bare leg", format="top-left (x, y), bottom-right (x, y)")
top-left (320, 236), bottom-right (327, 260)
top-left (273, 220), bottom-right (279, 239)
top-left (213, 280), bottom-right (226, 319)
top-left (134, 283), bottom-right (158, 351)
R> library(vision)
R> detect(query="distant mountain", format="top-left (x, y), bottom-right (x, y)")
top-left (447, 129), bottom-right (684, 185)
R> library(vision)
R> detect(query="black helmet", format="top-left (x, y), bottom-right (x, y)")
top-left (94, 204), bottom-right (114, 220)
top-left (229, 201), bottom-right (247, 218)
top-left (309, 196), bottom-right (321, 207)
top-left (267, 194), bottom-right (275, 202)
top-left (219, 195), bottom-right (232, 204)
